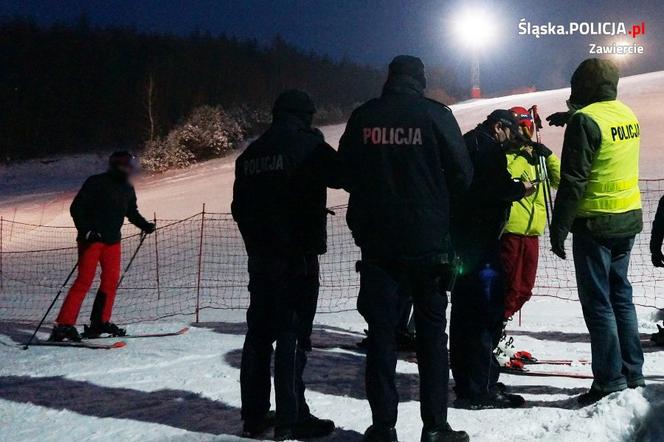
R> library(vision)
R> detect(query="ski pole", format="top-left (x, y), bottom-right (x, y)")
top-left (539, 155), bottom-right (552, 228)
top-left (23, 261), bottom-right (79, 350)
top-left (116, 232), bottom-right (148, 290)
top-left (530, 106), bottom-right (554, 228)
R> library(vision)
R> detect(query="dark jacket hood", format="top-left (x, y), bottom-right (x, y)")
top-left (569, 58), bottom-right (619, 108)
top-left (382, 74), bottom-right (425, 97)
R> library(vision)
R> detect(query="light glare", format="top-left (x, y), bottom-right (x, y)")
top-left (453, 8), bottom-right (496, 49)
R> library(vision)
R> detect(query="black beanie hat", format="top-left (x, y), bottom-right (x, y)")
top-left (388, 55), bottom-right (427, 89)
top-left (273, 89), bottom-right (316, 115)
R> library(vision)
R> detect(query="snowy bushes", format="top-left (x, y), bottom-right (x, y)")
top-left (141, 105), bottom-right (244, 173)
top-left (141, 102), bottom-right (353, 173)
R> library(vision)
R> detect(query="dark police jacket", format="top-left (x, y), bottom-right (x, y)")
top-left (338, 77), bottom-right (473, 263)
top-left (232, 114), bottom-right (341, 257)
top-left (452, 125), bottom-right (526, 270)
top-left (652, 196), bottom-right (664, 255)
top-left (70, 171), bottom-right (152, 244)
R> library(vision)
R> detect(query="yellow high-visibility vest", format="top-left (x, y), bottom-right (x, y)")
top-left (575, 100), bottom-right (642, 216)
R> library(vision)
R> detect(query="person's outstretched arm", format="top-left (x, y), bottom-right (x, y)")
top-left (126, 187), bottom-right (155, 233)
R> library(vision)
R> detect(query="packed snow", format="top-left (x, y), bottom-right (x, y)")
top-left (2, 72), bottom-right (664, 441)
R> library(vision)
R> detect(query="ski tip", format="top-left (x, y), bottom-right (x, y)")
top-left (177, 327), bottom-right (190, 335)
top-left (111, 341), bottom-right (127, 349)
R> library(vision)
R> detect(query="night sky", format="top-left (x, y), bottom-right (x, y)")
top-left (2, 0), bottom-right (663, 94)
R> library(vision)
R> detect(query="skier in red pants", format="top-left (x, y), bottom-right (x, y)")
top-left (494, 107), bottom-right (560, 368)
top-left (49, 151), bottom-right (155, 342)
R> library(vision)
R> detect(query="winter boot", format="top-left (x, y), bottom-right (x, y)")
top-left (363, 425), bottom-right (399, 442)
top-left (421, 423), bottom-right (469, 442)
top-left (82, 321), bottom-right (126, 338)
top-left (465, 391), bottom-right (525, 409)
top-left (494, 347), bottom-right (525, 370)
top-left (274, 414), bottom-right (335, 440)
top-left (242, 411), bottom-right (275, 438)
top-left (496, 331), bottom-right (535, 363)
top-left (48, 325), bottom-right (82, 342)
top-left (577, 388), bottom-right (618, 407)
top-left (650, 323), bottom-right (664, 346)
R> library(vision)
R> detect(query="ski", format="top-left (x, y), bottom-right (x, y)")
top-left (526, 359), bottom-right (591, 366)
top-left (85, 326), bottom-right (190, 340)
top-left (501, 367), bottom-right (593, 379)
top-left (27, 340), bottom-right (126, 350)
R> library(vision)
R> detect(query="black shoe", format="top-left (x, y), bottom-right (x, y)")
top-left (82, 322), bottom-right (126, 338)
top-left (495, 382), bottom-right (507, 394)
top-left (466, 392), bottom-right (525, 409)
top-left (363, 425), bottom-right (399, 442)
top-left (628, 379), bottom-right (646, 389)
top-left (577, 389), bottom-right (617, 407)
top-left (275, 414), bottom-right (335, 440)
top-left (48, 325), bottom-right (82, 342)
top-left (421, 423), bottom-right (469, 442)
top-left (242, 411), bottom-right (275, 438)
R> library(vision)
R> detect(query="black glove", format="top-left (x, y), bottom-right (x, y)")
top-left (84, 231), bottom-right (103, 242)
top-left (530, 142), bottom-right (553, 158)
top-left (546, 112), bottom-right (571, 127)
top-left (142, 222), bottom-right (156, 234)
top-left (550, 230), bottom-right (567, 260)
top-left (653, 250), bottom-right (664, 268)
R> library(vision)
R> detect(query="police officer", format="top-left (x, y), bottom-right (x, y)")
top-left (339, 55), bottom-right (473, 442)
top-left (549, 58), bottom-right (645, 406)
top-left (232, 90), bottom-right (339, 440)
top-left (449, 110), bottom-right (535, 410)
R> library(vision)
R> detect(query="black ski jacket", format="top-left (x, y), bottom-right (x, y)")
top-left (338, 77), bottom-right (473, 263)
top-left (232, 113), bottom-right (341, 257)
top-left (452, 125), bottom-right (527, 269)
top-left (70, 171), bottom-right (152, 244)
top-left (652, 196), bottom-right (664, 255)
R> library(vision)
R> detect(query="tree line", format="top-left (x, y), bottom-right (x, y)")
top-left (0, 18), bottom-right (464, 164)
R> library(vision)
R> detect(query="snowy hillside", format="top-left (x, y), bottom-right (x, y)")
top-left (2, 71), bottom-right (663, 225)
top-left (2, 72), bottom-right (664, 442)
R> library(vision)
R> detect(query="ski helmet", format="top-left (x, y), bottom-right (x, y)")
top-left (109, 150), bottom-right (137, 174)
top-left (510, 106), bottom-right (534, 139)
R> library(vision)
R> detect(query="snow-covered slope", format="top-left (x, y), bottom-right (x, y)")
top-left (2, 71), bottom-right (663, 225)
top-left (1, 299), bottom-right (663, 442)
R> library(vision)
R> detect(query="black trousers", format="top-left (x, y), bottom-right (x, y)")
top-left (450, 254), bottom-right (505, 399)
top-left (358, 260), bottom-right (449, 430)
top-left (240, 253), bottom-right (319, 428)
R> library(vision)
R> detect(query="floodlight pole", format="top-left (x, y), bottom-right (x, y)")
top-left (470, 49), bottom-right (481, 98)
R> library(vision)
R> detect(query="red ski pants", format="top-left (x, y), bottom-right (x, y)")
top-left (55, 242), bottom-right (121, 326)
top-left (500, 233), bottom-right (539, 319)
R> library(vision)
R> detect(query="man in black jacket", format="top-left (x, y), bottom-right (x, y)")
top-left (339, 55), bottom-right (472, 442)
top-left (450, 110), bottom-right (534, 410)
top-left (232, 90), bottom-right (339, 441)
top-left (49, 151), bottom-right (155, 342)
top-left (653, 196), bottom-right (664, 268)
